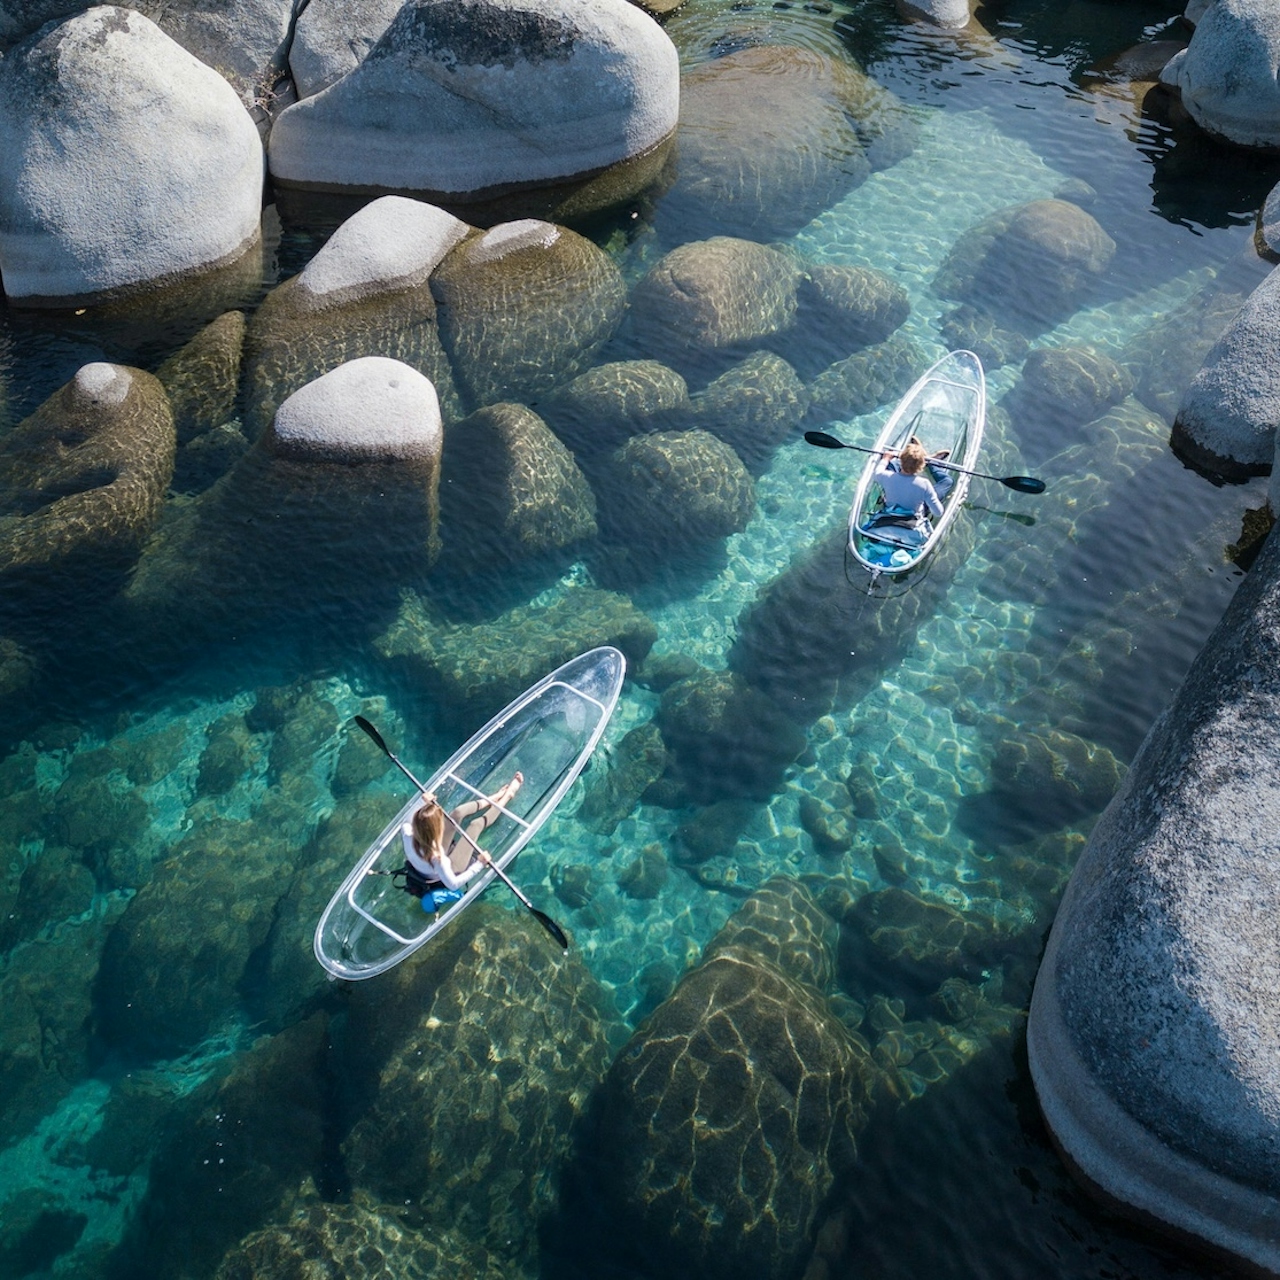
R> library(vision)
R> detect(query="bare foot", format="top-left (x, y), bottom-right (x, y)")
top-left (493, 771), bottom-right (523, 807)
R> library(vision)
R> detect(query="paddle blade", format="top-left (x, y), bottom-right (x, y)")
top-left (1002, 476), bottom-right (1047, 494)
top-left (353, 715), bottom-right (390, 755)
top-left (533, 909), bottom-right (570, 954)
top-left (804, 430), bottom-right (846, 449)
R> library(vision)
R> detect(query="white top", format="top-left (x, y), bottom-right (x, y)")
top-left (401, 820), bottom-right (485, 891)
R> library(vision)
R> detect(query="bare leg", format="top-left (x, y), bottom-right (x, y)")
top-left (446, 772), bottom-right (524, 873)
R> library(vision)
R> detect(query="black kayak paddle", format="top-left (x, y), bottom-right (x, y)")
top-left (353, 715), bottom-right (570, 954)
top-left (803, 430), bottom-right (1047, 495)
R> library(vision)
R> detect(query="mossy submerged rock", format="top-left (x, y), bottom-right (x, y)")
top-left (118, 1016), bottom-right (330, 1280)
top-left (597, 429), bottom-right (755, 552)
top-left (658, 669), bottom-right (806, 803)
top-left (216, 1196), bottom-right (511, 1280)
top-left (629, 236), bottom-right (802, 375)
top-left (990, 723), bottom-right (1126, 820)
top-left (155, 310), bottom-right (246, 447)
top-left (938, 303), bottom-right (1030, 370)
top-left (578, 719), bottom-right (668, 836)
top-left (0, 363), bottom-right (174, 586)
top-left (431, 219), bottom-right (627, 411)
top-left (787, 263), bottom-right (911, 375)
top-left (934, 198), bottom-right (1116, 334)
top-left (1010, 344), bottom-right (1134, 430)
top-left (535, 359), bottom-right (691, 458)
top-left (656, 44), bottom-right (917, 241)
top-left (804, 332), bottom-right (923, 425)
top-left (573, 943), bottom-right (877, 1280)
top-left (243, 196), bottom-right (471, 435)
top-left (373, 584), bottom-right (655, 730)
top-left (617, 842), bottom-right (669, 898)
top-left (340, 904), bottom-right (624, 1266)
top-left (691, 351), bottom-right (809, 473)
top-left (440, 402), bottom-right (597, 572)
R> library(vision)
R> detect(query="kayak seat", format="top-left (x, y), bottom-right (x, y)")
top-left (861, 505), bottom-right (931, 549)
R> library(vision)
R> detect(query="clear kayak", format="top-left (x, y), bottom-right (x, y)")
top-left (847, 349), bottom-right (986, 580)
top-left (314, 646), bottom-right (626, 980)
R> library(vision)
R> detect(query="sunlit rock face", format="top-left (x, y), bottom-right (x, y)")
top-left (656, 44), bottom-right (917, 241)
top-left (1172, 263), bottom-right (1280, 478)
top-left (1161, 0), bottom-right (1280, 148)
top-left (430, 220), bottom-right (627, 411)
top-left (289, 0), bottom-right (403, 97)
top-left (570, 880), bottom-right (877, 1280)
top-left (1029, 523), bottom-right (1280, 1277)
top-left (0, 7), bottom-right (263, 303)
top-left (933, 198), bottom-right (1116, 334)
top-left (269, 0), bottom-right (678, 198)
top-left (0, 363), bottom-right (174, 586)
top-left (245, 195), bottom-right (471, 435)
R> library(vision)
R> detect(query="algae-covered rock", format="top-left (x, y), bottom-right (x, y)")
top-left (804, 333), bottom-right (923, 424)
top-left (659, 669), bottom-right (807, 802)
top-left (373, 584), bottom-right (655, 731)
top-left (431, 219), bottom-right (627, 411)
top-left (243, 196), bottom-right (471, 434)
top-left (597, 429), bottom-right (755, 551)
top-left (0, 363), bottom-right (174, 585)
top-left (706, 877), bottom-right (838, 992)
top-left (536, 359), bottom-right (691, 458)
top-left (216, 1196), bottom-right (510, 1280)
top-left (574, 943), bottom-right (877, 1280)
top-left (934, 198), bottom-right (1116, 333)
top-left (990, 724), bottom-right (1127, 823)
top-left (96, 820), bottom-right (296, 1057)
top-left (675, 796), bottom-right (760, 863)
top-left (440, 402), bottom-right (597, 571)
top-left (938, 303), bottom-right (1030, 370)
top-left (0, 845), bottom-right (95, 952)
top-left (630, 236), bottom-right (802, 375)
top-left (617, 842), bottom-right (669, 898)
top-left (578, 720), bottom-right (668, 836)
top-left (658, 44), bottom-right (917, 241)
top-left (0, 897), bottom-right (128, 1144)
top-left (119, 1016), bottom-right (330, 1280)
top-left (789, 263), bottom-right (911, 374)
top-left (155, 310), bottom-right (246, 448)
top-left (196, 712), bottom-right (259, 798)
top-left (340, 905), bottom-right (625, 1267)
top-left (1011, 344), bottom-right (1134, 431)
top-left (691, 351), bottom-right (808, 473)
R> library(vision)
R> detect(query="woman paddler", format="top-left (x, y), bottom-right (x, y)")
top-left (401, 772), bottom-right (523, 912)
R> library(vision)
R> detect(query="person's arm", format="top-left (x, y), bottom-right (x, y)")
top-left (401, 821), bottom-right (417, 863)
top-left (922, 479), bottom-right (943, 519)
top-left (429, 843), bottom-right (487, 890)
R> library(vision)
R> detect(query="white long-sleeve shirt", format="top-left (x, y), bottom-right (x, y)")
top-left (401, 820), bottom-right (484, 890)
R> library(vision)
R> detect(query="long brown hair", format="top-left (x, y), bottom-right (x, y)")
top-left (411, 800), bottom-right (446, 859)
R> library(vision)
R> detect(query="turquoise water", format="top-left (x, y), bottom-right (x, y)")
top-left (0, 0), bottom-right (1271, 1275)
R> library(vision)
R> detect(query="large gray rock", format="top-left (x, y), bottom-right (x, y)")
top-left (0, 6), bottom-right (263, 303)
top-left (288, 0), bottom-right (406, 97)
top-left (243, 196), bottom-right (471, 433)
top-left (269, 0), bottom-right (678, 199)
top-left (1028, 524), bottom-right (1280, 1275)
top-left (1172, 264), bottom-right (1280, 477)
top-left (1161, 0), bottom-right (1280, 147)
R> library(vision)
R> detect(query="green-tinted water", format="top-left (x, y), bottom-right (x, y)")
top-left (0, 0), bottom-right (1269, 1275)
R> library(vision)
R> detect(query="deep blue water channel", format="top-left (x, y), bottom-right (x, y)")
top-left (0, 0), bottom-right (1272, 1276)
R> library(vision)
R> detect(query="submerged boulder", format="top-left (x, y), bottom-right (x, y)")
top-left (934, 199), bottom-right (1116, 333)
top-left (0, 363), bottom-right (174, 586)
top-left (156, 311), bottom-right (247, 447)
top-left (1161, 0), bottom-right (1280, 148)
top-left (658, 44), bottom-right (916, 240)
top-left (269, 0), bottom-right (678, 200)
top-left (244, 195), bottom-right (470, 434)
top-left (0, 7), bottom-right (263, 303)
top-left (431, 219), bottom-right (627, 411)
top-left (573, 937), bottom-right (876, 1280)
top-left (691, 351), bottom-right (809, 473)
top-left (629, 237), bottom-right (802, 375)
top-left (439, 401), bottom-right (597, 570)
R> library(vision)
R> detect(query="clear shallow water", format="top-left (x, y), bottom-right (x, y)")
top-left (0, 0), bottom-right (1270, 1276)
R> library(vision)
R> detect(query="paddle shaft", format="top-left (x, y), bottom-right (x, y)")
top-left (802, 430), bottom-right (1045, 494)
top-left (352, 716), bottom-right (570, 953)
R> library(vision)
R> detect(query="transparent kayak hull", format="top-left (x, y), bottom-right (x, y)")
top-left (848, 349), bottom-right (987, 577)
top-left (313, 646), bottom-right (626, 980)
